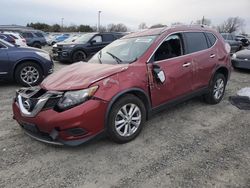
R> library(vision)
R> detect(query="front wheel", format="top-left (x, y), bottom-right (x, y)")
top-left (107, 94), bottom-right (146, 144)
top-left (72, 51), bottom-right (87, 62)
top-left (204, 73), bottom-right (226, 104)
top-left (15, 62), bottom-right (43, 86)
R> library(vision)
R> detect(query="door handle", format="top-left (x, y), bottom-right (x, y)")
top-left (210, 54), bottom-right (216, 58)
top-left (183, 62), bottom-right (191, 67)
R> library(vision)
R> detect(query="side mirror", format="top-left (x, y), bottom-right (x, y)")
top-left (90, 40), bottom-right (96, 45)
top-left (152, 64), bottom-right (165, 83)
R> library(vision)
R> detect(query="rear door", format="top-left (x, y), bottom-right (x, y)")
top-left (0, 43), bottom-right (10, 79)
top-left (183, 32), bottom-right (215, 90)
top-left (148, 33), bottom-right (194, 107)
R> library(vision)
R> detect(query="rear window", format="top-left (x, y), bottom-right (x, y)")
top-left (206, 33), bottom-right (217, 47)
top-left (9, 34), bottom-right (18, 39)
top-left (184, 32), bottom-right (208, 54)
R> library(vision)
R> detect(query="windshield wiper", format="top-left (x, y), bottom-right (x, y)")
top-left (106, 52), bottom-right (123, 64)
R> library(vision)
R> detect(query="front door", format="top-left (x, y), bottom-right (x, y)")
top-left (0, 45), bottom-right (9, 79)
top-left (148, 33), bottom-right (193, 107)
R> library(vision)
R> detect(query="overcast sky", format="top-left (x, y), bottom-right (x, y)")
top-left (1, 0), bottom-right (250, 33)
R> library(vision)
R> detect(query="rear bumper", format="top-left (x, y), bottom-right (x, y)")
top-left (232, 59), bottom-right (250, 69)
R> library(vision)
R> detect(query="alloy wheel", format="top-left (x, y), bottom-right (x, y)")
top-left (213, 78), bottom-right (225, 100)
top-left (20, 66), bottom-right (39, 85)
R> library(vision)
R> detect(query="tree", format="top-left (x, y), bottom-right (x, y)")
top-left (150, 24), bottom-right (166, 28)
top-left (78, 25), bottom-right (93, 32)
top-left (50, 24), bottom-right (61, 32)
top-left (196, 17), bottom-right (211, 26)
top-left (138, 22), bottom-right (147, 30)
top-left (107, 23), bottom-right (128, 32)
top-left (217, 17), bottom-right (245, 33)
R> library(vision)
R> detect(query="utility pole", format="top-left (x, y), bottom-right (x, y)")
top-left (98, 11), bottom-right (101, 32)
top-left (61, 18), bottom-right (64, 31)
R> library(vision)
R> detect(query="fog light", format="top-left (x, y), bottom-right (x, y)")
top-left (66, 128), bottom-right (87, 136)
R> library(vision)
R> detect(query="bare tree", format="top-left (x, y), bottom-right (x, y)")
top-left (217, 17), bottom-right (245, 33)
top-left (107, 23), bottom-right (128, 32)
top-left (150, 24), bottom-right (167, 29)
top-left (138, 22), bottom-right (147, 30)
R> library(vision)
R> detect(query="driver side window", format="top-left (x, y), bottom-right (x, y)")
top-left (92, 35), bottom-right (102, 43)
top-left (154, 34), bottom-right (183, 62)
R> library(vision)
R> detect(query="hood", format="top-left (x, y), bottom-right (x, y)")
top-left (40, 62), bottom-right (128, 91)
top-left (15, 46), bottom-right (47, 53)
top-left (235, 49), bottom-right (250, 59)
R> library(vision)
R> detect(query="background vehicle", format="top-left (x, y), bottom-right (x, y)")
top-left (20, 31), bottom-right (47, 48)
top-left (221, 33), bottom-right (242, 53)
top-left (48, 33), bottom-right (70, 45)
top-left (232, 46), bottom-right (250, 69)
top-left (0, 33), bottom-right (16, 44)
top-left (52, 32), bottom-right (125, 62)
top-left (236, 35), bottom-right (250, 47)
top-left (2, 31), bottom-right (27, 47)
top-left (13, 26), bottom-right (231, 146)
top-left (0, 39), bottom-right (53, 86)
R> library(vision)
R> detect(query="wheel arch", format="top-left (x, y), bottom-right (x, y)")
top-left (104, 88), bottom-right (152, 129)
top-left (210, 66), bottom-right (229, 86)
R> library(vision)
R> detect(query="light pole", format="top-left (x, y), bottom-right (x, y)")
top-left (61, 18), bottom-right (64, 31)
top-left (98, 11), bottom-right (101, 32)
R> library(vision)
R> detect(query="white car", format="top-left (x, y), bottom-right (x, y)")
top-left (3, 31), bottom-right (27, 47)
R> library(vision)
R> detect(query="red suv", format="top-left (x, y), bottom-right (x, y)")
top-left (13, 25), bottom-right (231, 146)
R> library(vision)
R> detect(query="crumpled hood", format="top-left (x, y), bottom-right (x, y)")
top-left (235, 49), bottom-right (250, 60)
top-left (40, 62), bottom-right (128, 91)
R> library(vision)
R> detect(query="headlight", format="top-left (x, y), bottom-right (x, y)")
top-left (36, 52), bottom-right (51, 61)
top-left (56, 86), bottom-right (98, 111)
top-left (53, 43), bottom-right (57, 48)
top-left (232, 53), bottom-right (237, 59)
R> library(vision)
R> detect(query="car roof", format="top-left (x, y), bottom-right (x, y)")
top-left (123, 25), bottom-right (216, 39)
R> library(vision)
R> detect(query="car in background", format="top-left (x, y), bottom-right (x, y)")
top-left (2, 31), bottom-right (27, 47)
top-left (52, 34), bottom-right (81, 48)
top-left (232, 46), bottom-right (250, 70)
top-left (0, 33), bottom-right (16, 45)
top-left (236, 35), bottom-right (249, 47)
top-left (52, 32), bottom-right (125, 62)
top-left (13, 26), bottom-right (231, 146)
top-left (20, 31), bottom-right (47, 48)
top-left (48, 33), bottom-right (70, 46)
top-left (221, 33), bottom-right (242, 53)
top-left (0, 39), bottom-right (53, 86)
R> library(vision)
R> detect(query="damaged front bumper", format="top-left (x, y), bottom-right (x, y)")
top-left (13, 87), bottom-right (108, 146)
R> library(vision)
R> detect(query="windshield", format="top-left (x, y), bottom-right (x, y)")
top-left (89, 35), bottom-right (156, 64)
top-left (74, 33), bottom-right (96, 43)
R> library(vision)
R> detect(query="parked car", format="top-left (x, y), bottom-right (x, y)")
top-left (48, 34), bottom-right (70, 46)
top-left (52, 32), bottom-right (125, 62)
top-left (20, 31), bottom-right (47, 48)
top-left (0, 39), bottom-right (53, 86)
top-left (52, 34), bottom-right (82, 48)
top-left (232, 46), bottom-right (250, 69)
top-left (13, 26), bottom-right (231, 146)
top-left (221, 33), bottom-right (242, 53)
top-left (0, 33), bottom-right (16, 44)
top-left (236, 35), bottom-right (249, 47)
top-left (2, 31), bottom-right (27, 47)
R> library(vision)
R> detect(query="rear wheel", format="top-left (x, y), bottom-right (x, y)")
top-left (72, 51), bottom-right (86, 62)
top-left (15, 62), bottom-right (43, 86)
top-left (107, 94), bottom-right (146, 144)
top-left (33, 42), bottom-right (42, 49)
top-left (204, 73), bottom-right (226, 104)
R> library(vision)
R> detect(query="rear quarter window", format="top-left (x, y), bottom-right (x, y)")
top-left (206, 33), bottom-right (217, 47)
top-left (184, 32), bottom-right (208, 54)
top-left (102, 34), bottom-right (114, 42)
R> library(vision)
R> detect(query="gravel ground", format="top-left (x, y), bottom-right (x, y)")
top-left (0, 47), bottom-right (250, 187)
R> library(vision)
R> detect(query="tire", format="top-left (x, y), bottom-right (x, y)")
top-left (15, 62), bottom-right (43, 86)
top-left (72, 51), bottom-right (87, 62)
top-left (33, 42), bottom-right (42, 49)
top-left (107, 94), bottom-right (146, 144)
top-left (204, 73), bottom-right (226, 104)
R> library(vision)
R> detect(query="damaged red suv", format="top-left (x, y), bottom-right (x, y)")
top-left (13, 25), bottom-right (231, 146)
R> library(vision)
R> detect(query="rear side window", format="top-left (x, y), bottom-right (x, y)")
top-left (206, 33), bottom-right (217, 47)
top-left (102, 34), bottom-right (114, 42)
top-left (34, 32), bottom-right (44, 37)
top-left (9, 34), bottom-right (17, 39)
top-left (184, 32), bottom-right (208, 54)
top-left (22, 32), bottom-right (34, 38)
